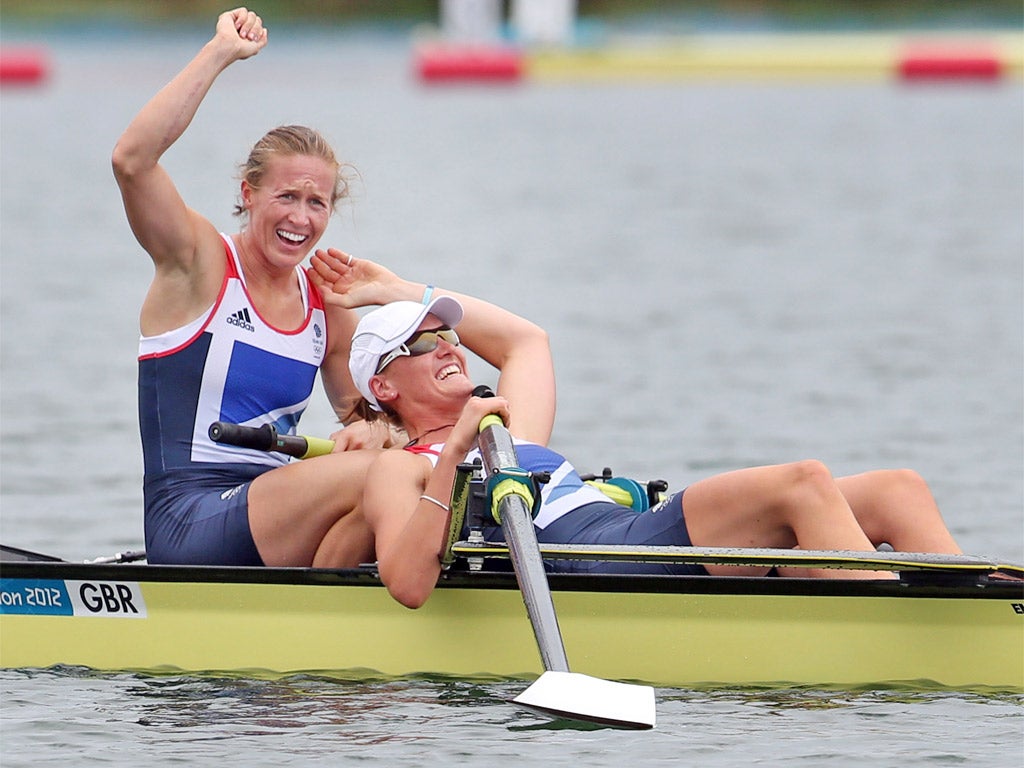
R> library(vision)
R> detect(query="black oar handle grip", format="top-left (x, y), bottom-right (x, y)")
top-left (209, 421), bottom-right (276, 451)
top-left (208, 422), bottom-right (330, 459)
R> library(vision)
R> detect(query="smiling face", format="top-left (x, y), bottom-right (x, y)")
top-left (370, 314), bottom-right (473, 418)
top-left (240, 154), bottom-right (336, 268)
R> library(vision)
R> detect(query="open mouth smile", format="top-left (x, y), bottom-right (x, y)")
top-left (277, 229), bottom-right (308, 245)
top-left (437, 364), bottom-right (461, 381)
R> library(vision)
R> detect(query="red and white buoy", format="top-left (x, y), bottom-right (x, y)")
top-left (898, 46), bottom-right (1003, 81)
top-left (0, 47), bottom-right (50, 86)
top-left (415, 45), bottom-right (524, 83)
top-left (415, 0), bottom-right (526, 83)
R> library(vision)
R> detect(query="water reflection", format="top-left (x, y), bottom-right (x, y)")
top-left (118, 672), bottom-right (523, 740)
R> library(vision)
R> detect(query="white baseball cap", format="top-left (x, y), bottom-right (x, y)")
top-left (349, 296), bottom-right (464, 411)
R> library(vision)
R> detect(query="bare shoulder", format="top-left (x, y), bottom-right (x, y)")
top-left (363, 448), bottom-right (432, 529)
top-left (141, 216), bottom-right (228, 334)
top-left (365, 448), bottom-right (433, 503)
top-left (369, 447), bottom-right (428, 479)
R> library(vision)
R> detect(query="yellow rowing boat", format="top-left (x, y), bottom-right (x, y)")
top-left (2, 546), bottom-right (1021, 691)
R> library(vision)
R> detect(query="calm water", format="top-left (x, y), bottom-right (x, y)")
top-left (1, 26), bottom-right (1022, 767)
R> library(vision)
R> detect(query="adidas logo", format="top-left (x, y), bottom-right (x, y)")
top-left (226, 307), bottom-right (255, 332)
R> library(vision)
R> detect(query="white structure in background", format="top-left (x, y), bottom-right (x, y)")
top-left (511, 0), bottom-right (576, 46)
top-left (439, 0), bottom-right (576, 46)
top-left (440, 0), bottom-right (503, 42)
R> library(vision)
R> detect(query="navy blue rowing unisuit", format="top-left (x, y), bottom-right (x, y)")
top-left (407, 439), bottom-right (707, 575)
top-left (139, 235), bottom-right (327, 565)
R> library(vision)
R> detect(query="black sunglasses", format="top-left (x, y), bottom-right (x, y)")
top-left (375, 327), bottom-right (460, 374)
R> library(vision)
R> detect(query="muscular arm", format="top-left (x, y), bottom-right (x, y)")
top-left (319, 302), bottom-right (360, 413)
top-left (111, 9), bottom-right (268, 334)
top-left (434, 290), bottom-right (554, 446)
top-left (365, 396), bottom-right (507, 608)
top-left (363, 450), bottom-right (449, 608)
top-left (310, 249), bottom-right (556, 445)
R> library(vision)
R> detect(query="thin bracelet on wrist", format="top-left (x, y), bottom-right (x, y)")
top-left (419, 494), bottom-right (449, 513)
top-left (421, 284), bottom-right (435, 304)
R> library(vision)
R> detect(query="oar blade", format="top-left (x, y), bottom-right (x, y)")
top-left (513, 671), bottom-right (657, 730)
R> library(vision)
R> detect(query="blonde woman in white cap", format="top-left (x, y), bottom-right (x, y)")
top-left (310, 249), bottom-right (963, 609)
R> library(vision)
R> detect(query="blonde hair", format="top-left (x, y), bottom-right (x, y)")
top-left (336, 396), bottom-right (408, 447)
top-left (337, 395), bottom-right (399, 428)
top-left (233, 125), bottom-right (356, 219)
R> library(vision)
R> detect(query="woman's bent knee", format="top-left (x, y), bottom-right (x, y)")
top-left (783, 459), bottom-right (836, 499)
top-left (888, 468), bottom-right (930, 495)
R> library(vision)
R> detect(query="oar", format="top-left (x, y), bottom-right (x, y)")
top-left (208, 421), bottom-right (334, 459)
top-left (474, 388), bottom-right (656, 729)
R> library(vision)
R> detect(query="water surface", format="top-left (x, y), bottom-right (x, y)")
top-left (1, 28), bottom-right (1021, 767)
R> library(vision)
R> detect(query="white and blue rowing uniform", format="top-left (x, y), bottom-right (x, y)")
top-left (139, 235), bottom-right (327, 565)
top-left (407, 439), bottom-right (706, 575)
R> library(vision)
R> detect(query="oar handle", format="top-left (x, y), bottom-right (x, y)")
top-left (475, 386), bottom-right (506, 439)
top-left (208, 422), bottom-right (334, 459)
top-left (478, 413), bottom-right (503, 432)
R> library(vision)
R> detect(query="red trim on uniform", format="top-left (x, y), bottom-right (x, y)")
top-left (404, 444), bottom-right (443, 458)
top-left (307, 274), bottom-right (326, 310)
top-left (137, 238), bottom-right (232, 361)
top-left (227, 235), bottom-right (318, 336)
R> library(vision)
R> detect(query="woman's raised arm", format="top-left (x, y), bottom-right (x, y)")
top-left (112, 9), bottom-right (267, 272)
top-left (310, 248), bottom-right (556, 445)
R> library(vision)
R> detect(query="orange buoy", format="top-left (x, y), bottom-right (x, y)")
top-left (415, 45), bottom-right (523, 83)
top-left (898, 48), bottom-right (1002, 81)
top-left (0, 47), bottom-right (50, 86)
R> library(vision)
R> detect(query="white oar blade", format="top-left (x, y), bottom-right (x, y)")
top-left (513, 671), bottom-right (656, 730)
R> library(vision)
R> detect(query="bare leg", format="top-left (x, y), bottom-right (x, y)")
top-left (312, 508), bottom-right (374, 568)
top-left (836, 470), bottom-right (961, 554)
top-left (682, 460), bottom-right (890, 579)
top-left (247, 449), bottom-right (379, 567)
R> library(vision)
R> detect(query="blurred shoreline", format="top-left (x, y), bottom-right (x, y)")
top-left (2, 0), bottom-right (1021, 34)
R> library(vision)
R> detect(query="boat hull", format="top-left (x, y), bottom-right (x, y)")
top-left (2, 561), bottom-right (1021, 690)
